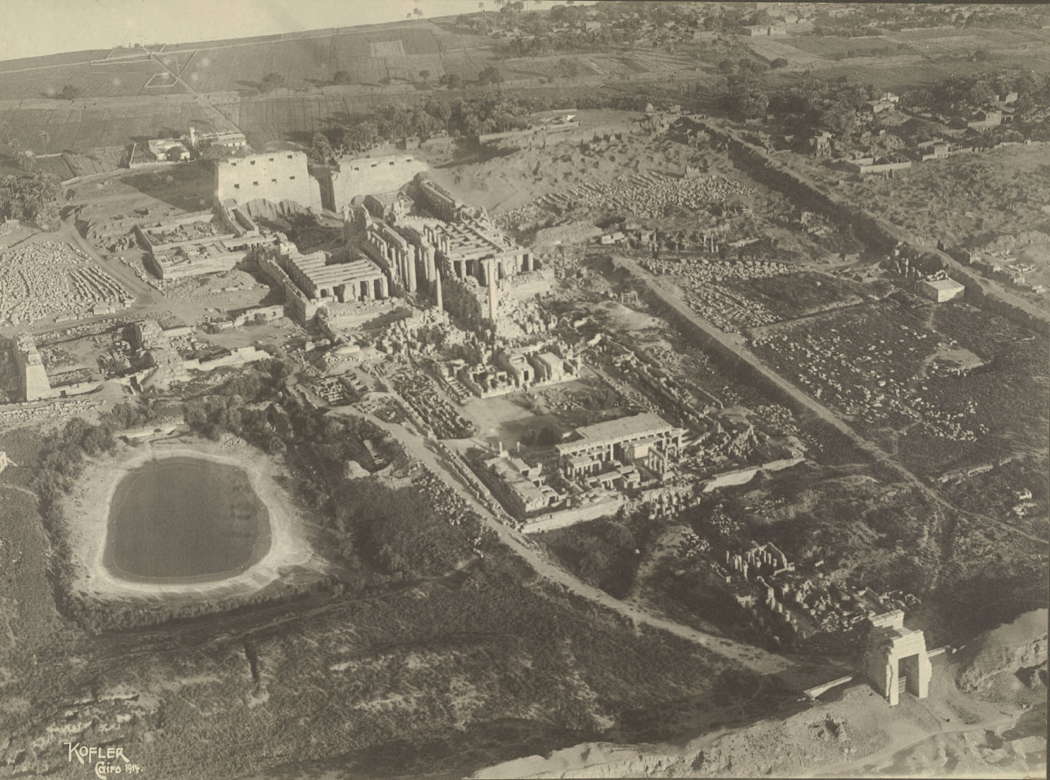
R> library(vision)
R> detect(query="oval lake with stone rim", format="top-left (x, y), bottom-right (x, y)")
top-left (104, 456), bottom-right (272, 582)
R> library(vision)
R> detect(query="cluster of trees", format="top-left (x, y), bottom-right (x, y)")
top-left (32, 397), bottom-right (192, 509)
top-left (909, 71), bottom-right (1049, 115)
top-left (483, 0), bottom-right (723, 57)
top-left (768, 76), bottom-right (879, 136)
top-left (308, 94), bottom-right (536, 159)
top-left (540, 508), bottom-right (665, 600)
top-left (182, 360), bottom-right (295, 450)
top-left (542, 517), bottom-right (639, 598)
top-left (0, 171), bottom-right (62, 228)
top-left (309, 89), bottom-right (656, 160)
top-left (328, 66), bottom-right (493, 91)
top-left (476, 65), bottom-right (503, 86)
top-left (55, 84), bottom-right (81, 100)
top-left (332, 477), bottom-right (489, 580)
top-left (33, 415), bottom-right (119, 507)
top-left (722, 66), bottom-right (1050, 145)
top-left (722, 69), bottom-right (897, 136)
top-left (721, 59), bottom-right (771, 120)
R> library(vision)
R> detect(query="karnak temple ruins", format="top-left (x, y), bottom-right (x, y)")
top-left (0, 5), bottom-right (1046, 774)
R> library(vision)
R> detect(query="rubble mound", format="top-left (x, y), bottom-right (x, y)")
top-left (474, 685), bottom-right (890, 779)
top-left (240, 198), bottom-right (310, 227)
top-left (956, 608), bottom-right (1048, 693)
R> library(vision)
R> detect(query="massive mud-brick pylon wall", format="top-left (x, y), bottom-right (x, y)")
top-left (317, 155), bottom-right (429, 212)
top-left (215, 151), bottom-right (322, 210)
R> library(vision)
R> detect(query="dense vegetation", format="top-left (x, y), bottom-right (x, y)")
top-left (720, 66), bottom-right (1050, 144)
top-left (767, 75), bottom-right (881, 135)
top-left (308, 91), bottom-right (657, 160)
top-left (538, 510), bottom-right (665, 599)
top-left (31, 359), bottom-right (502, 631)
top-left (541, 518), bottom-right (639, 598)
top-left (0, 171), bottom-right (61, 227)
top-left (181, 361), bottom-right (497, 584)
top-left (906, 71), bottom-right (1050, 139)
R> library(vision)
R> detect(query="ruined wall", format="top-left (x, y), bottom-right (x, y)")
top-left (441, 274), bottom-right (488, 330)
top-left (255, 251), bottom-right (318, 325)
top-left (694, 119), bottom-right (1050, 337)
top-left (12, 335), bottom-right (51, 402)
top-left (215, 151), bottom-right (322, 210)
top-left (701, 457), bottom-right (804, 492)
top-left (319, 155), bottom-right (428, 211)
top-left (534, 221), bottom-right (603, 248)
top-left (522, 497), bottom-right (625, 534)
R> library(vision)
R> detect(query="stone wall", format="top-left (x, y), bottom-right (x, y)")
top-left (12, 335), bottom-right (51, 402)
top-left (317, 154), bottom-right (427, 212)
top-left (692, 118), bottom-right (1049, 337)
top-left (215, 151), bottom-right (322, 210)
top-left (522, 496), bottom-right (625, 534)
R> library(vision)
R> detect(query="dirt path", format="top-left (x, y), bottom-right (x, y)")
top-left (58, 220), bottom-right (155, 301)
top-left (328, 400), bottom-right (794, 677)
top-left (0, 483), bottom-right (38, 501)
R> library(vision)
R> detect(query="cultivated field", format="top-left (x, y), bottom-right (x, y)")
top-left (785, 35), bottom-right (915, 61)
top-left (762, 25), bottom-right (1050, 89)
top-left (0, 96), bottom-right (224, 156)
top-left (0, 22), bottom-right (483, 100)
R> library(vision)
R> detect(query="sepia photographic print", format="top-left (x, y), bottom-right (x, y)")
top-left (0, 1), bottom-right (1046, 778)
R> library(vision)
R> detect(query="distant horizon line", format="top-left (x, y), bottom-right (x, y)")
top-left (0, 16), bottom-right (459, 66)
top-left (0, 0), bottom-right (587, 66)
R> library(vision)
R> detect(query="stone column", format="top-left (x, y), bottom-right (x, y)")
top-left (405, 253), bottom-right (417, 293)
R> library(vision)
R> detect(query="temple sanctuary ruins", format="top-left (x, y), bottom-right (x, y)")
top-left (343, 174), bottom-right (538, 332)
top-left (862, 609), bottom-right (932, 706)
top-left (256, 238), bottom-right (390, 325)
top-left (482, 452), bottom-right (561, 518)
top-left (556, 412), bottom-right (686, 484)
top-left (137, 202), bottom-right (269, 280)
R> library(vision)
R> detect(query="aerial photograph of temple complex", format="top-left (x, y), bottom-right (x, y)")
top-left (0, 1), bottom-right (1045, 778)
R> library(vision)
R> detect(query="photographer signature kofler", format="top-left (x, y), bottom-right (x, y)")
top-left (65, 743), bottom-right (142, 778)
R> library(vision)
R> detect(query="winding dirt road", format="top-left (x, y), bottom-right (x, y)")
top-left (328, 399), bottom-right (795, 677)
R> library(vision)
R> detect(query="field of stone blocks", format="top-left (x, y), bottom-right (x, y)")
top-left (537, 171), bottom-right (752, 220)
top-left (645, 256), bottom-right (794, 332)
top-left (0, 240), bottom-right (131, 325)
top-left (751, 303), bottom-right (980, 441)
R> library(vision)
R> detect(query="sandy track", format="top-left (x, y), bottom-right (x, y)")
top-left (329, 400), bottom-right (795, 677)
top-left (62, 434), bottom-right (323, 600)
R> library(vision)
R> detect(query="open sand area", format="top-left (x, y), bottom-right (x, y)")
top-left (62, 433), bottom-right (323, 600)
